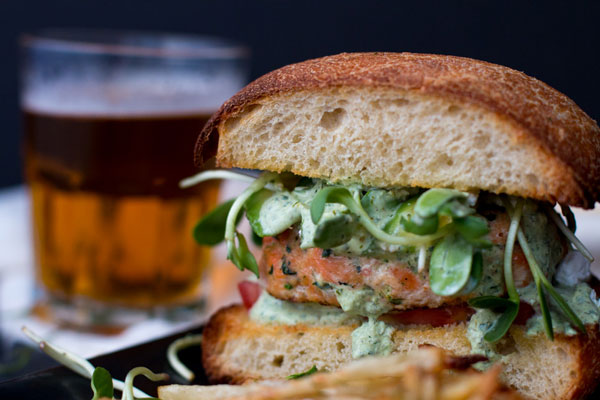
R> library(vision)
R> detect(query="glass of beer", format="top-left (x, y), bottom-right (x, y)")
top-left (20, 30), bottom-right (249, 327)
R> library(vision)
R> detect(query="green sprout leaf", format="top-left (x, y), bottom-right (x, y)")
top-left (544, 282), bottom-right (586, 334)
top-left (414, 188), bottom-right (467, 218)
top-left (439, 199), bottom-right (474, 218)
top-left (287, 365), bottom-right (318, 380)
top-left (250, 230), bottom-right (263, 247)
top-left (453, 215), bottom-right (489, 242)
top-left (235, 232), bottom-right (259, 277)
top-left (91, 367), bottom-right (113, 400)
top-left (193, 199), bottom-right (237, 245)
top-left (468, 295), bottom-right (515, 310)
top-left (400, 214), bottom-right (439, 235)
top-left (536, 277), bottom-right (554, 340)
top-left (484, 301), bottom-right (519, 343)
top-left (311, 187), bottom-right (448, 247)
top-left (314, 214), bottom-right (358, 248)
top-left (460, 251), bottom-right (483, 295)
top-left (560, 204), bottom-right (577, 233)
top-left (244, 189), bottom-right (275, 237)
top-left (384, 197), bottom-right (417, 235)
top-left (311, 187), bottom-right (346, 224)
top-left (468, 295), bottom-right (519, 343)
top-left (361, 190), bottom-right (402, 217)
top-left (429, 234), bottom-right (473, 296)
top-left (224, 172), bottom-right (278, 276)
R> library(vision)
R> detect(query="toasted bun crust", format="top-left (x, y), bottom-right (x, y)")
top-left (202, 305), bottom-right (600, 400)
top-left (195, 52), bottom-right (600, 208)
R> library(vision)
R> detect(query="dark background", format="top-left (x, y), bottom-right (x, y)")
top-left (1, 0), bottom-right (599, 188)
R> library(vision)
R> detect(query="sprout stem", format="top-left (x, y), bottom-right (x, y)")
top-left (545, 206), bottom-right (594, 262)
top-left (418, 246), bottom-right (427, 273)
top-left (122, 367), bottom-right (169, 400)
top-left (166, 334), bottom-right (203, 382)
top-left (225, 172), bottom-right (277, 243)
top-left (560, 204), bottom-right (577, 233)
top-left (179, 169), bottom-right (256, 188)
top-left (22, 326), bottom-right (150, 398)
top-left (502, 198), bottom-right (523, 302)
top-left (514, 228), bottom-right (554, 339)
top-left (22, 327), bottom-right (94, 378)
top-left (516, 227), bottom-right (586, 337)
top-left (340, 195), bottom-right (451, 247)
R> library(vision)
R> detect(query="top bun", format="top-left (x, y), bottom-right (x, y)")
top-left (195, 52), bottom-right (600, 208)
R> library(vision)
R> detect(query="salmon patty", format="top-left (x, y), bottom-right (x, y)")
top-left (259, 213), bottom-right (561, 311)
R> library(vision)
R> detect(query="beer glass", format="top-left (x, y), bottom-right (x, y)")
top-left (20, 30), bottom-right (249, 327)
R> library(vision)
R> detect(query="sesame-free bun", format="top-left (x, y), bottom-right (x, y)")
top-left (202, 305), bottom-right (600, 400)
top-left (195, 52), bottom-right (600, 208)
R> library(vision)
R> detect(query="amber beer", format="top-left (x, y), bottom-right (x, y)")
top-left (23, 109), bottom-right (219, 308)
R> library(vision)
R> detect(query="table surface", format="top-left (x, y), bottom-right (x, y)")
top-left (1, 183), bottom-right (600, 383)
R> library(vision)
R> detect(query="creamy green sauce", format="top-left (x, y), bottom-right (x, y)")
top-left (256, 192), bottom-right (301, 236)
top-left (351, 318), bottom-right (394, 358)
top-left (466, 309), bottom-right (499, 369)
top-left (249, 289), bottom-right (394, 359)
top-left (335, 286), bottom-right (392, 317)
top-left (253, 180), bottom-right (416, 255)
top-left (249, 291), bottom-right (361, 326)
top-left (473, 247), bottom-right (504, 297)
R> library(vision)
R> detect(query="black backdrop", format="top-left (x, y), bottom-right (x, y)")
top-left (1, 0), bottom-right (599, 187)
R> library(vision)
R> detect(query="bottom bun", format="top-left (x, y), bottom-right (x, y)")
top-left (202, 305), bottom-right (600, 400)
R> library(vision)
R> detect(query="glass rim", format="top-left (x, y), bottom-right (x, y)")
top-left (20, 28), bottom-right (250, 59)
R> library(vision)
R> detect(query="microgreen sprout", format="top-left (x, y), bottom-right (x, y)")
top-left (429, 233), bottom-right (473, 296)
top-left (471, 200), bottom-right (587, 342)
top-left (122, 367), bottom-right (168, 400)
top-left (468, 197), bottom-right (523, 343)
top-left (92, 367), bottom-right (114, 400)
top-left (470, 197), bottom-right (587, 342)
top-left (560, 204), bottom-right (577, 233)
top-left (545, 205), bottom-right (594, 262)
top-left (22, 326), bottom-right (152, 398)
top-left (225, 172), bottom-right (279, 276)
top-left (179, 169), bottom-right (256, 188)
top-left (166, 334), bottom-right (203, 382)
top-left (310, 187), bottom-right (450, 247)
top-left (467, 193), bottom-right (522, 342)
top-left (502, 197), bottom-right (523, 303)
top-left (516, 227), bottom-right (586, 338)
top-left (193, 199), bottom-right (237, 246)
top-left (22, 326), bottom-right (94, 377)
top-left (460, 251), bottom-right (482, 295)
top-left (417, 246), bottom-right (427, 273)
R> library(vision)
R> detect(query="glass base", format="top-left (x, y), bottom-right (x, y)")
top-left (34, 290), bottom-right (207, 331)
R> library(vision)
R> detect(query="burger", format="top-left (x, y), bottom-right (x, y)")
top-left (183, 53), bottom-right (600, 400)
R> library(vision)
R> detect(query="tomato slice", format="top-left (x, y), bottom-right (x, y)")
top-left (380, 306), bottom-right (475, 328)
top-left (514, 302), bottom-right (535, 325)
top-left (380, 301), bottom-right (535, 328)
top-left (238, 280), bottom-right (262, 310)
